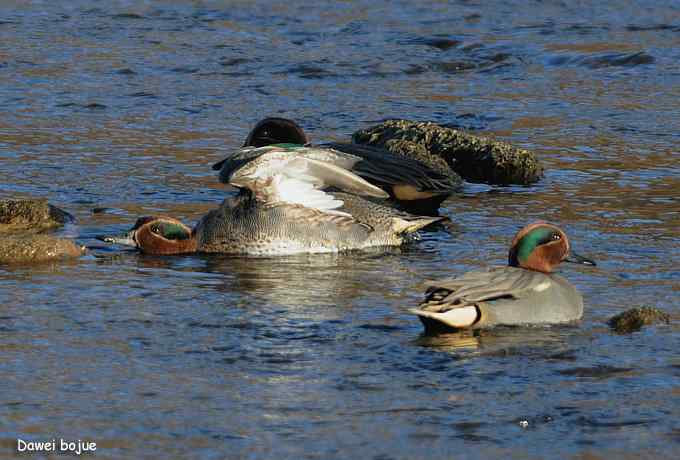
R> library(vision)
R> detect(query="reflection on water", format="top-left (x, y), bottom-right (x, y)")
top-left (1, 0), bottom-right (678, 459)
top-left (413, 326), bottom-right (575, 358)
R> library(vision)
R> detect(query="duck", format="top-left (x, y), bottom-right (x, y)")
top-left (99, 146), bottom-right (444, 255)
top-left (410, 222), bottom-right (596, 333)
top-left (212, 117), bottom-right (462, 211)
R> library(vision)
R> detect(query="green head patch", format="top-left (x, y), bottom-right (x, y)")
top-left (150, 222), bottom-right (191, 240)
top-left (509, 226), bottom-right (561, 266)
top-left (272, 143), bottom-right (304, 149)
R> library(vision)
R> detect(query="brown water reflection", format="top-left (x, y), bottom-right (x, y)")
top-left (1, 0), bottom-right (678, 459)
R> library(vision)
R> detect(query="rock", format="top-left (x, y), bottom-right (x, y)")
top-left (607, 307), bottom-right (671, 334)
top-left (0, 235), bottom-right (85, 264)
top-left (0, 198), bottom-right (74, 234)
top-left (353, 119), bottom-right (543, 185)
top-left (383, 139), bottom-right (454, 180)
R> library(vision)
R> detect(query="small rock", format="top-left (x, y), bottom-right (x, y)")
top-left (353, 119), bottom-right (543, 185)
top-left (0, 235), bottom-right (85, 264)
top-left (607, 307), bottom-right (671, 334)
top-left (0, 199), bottom-right (74, 234)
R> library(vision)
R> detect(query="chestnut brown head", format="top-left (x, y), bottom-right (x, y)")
top-left (508, 221), bottom-right (595, 273)
top-left (98, 216), bottom-right (197, 255)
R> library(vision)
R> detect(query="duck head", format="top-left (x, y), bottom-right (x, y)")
top-left (212, 117), bottom-right (309, 172)
top-left (98, 216), bottom-right (197, 255)
top-left (243, 117), bottom-right (309, 147)
top-left (508, 221), bottom-right (595, 273)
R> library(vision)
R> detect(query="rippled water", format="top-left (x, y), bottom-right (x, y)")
top-left (1, 1), bottom-right (679, 458)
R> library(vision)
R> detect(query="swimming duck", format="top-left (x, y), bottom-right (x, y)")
top-left (213, 117), bottom-right (462, 210)
top-left (411, 222), bottom-right (595, 333)
top-left (100, 146), bottom-right (443, 255)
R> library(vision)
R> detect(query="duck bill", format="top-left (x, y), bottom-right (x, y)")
top-left (565, 251), bottom-right (596, 266)
top-left (211, 159), bottom-right (225, 171)
top-left (96, 231), bottom-right (139, 248)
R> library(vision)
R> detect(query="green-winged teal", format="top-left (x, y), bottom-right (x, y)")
top-left (101, 145), bottom-right (443, 255)
top-left (213, 117), bottom-right (462, 209)
top-left (411, 222), bottom-right (595, 333)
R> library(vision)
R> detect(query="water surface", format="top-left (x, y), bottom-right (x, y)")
top-left (1, 1), bottom-right (678, 458)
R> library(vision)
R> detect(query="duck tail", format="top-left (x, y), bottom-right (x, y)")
top-left (408, 306), bottom-right (480, 332)
top-left (391, 215), bottom-right (445, 234)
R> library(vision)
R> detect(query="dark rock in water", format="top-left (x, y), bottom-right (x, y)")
top-left (607, 307), bottom-right (670, 334)
top-left (352, 119), bottom-right (543, 185)
top-left (0, 235), bottom-right (85, 264)
top-left (0, 198), bottom-right (75, 234)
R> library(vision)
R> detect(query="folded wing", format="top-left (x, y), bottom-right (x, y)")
top-left (419, 267), bottom-right (547, 312)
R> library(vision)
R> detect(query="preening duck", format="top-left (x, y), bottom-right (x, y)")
top-left (213, 117), bottom-right (462, 210)
top-left (101, 145), bottom-right (443, 255)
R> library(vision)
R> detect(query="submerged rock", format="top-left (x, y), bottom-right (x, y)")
top-left (0, 198), bottom-right (74, 234)
top-left (607, 307), bottom-right (671, 334)
top-left (353, 119), bottom-right (543, 185)
top-left (0, 235), bottom-right (85, 264)
top-left (0, 198), bottom-right (83, 264)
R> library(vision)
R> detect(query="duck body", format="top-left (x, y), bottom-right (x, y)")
top-left (415, 266), bottom-right (583, 334)
top-left (196, 190), bottom-right (438, 255)
top-left (207, 144), bottom-right (442, 253)
top-left (411, 222), bottom-right (595, 333)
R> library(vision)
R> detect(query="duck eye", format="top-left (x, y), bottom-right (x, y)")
top-left (151, 225), bottom-right (160, 234)
top-left (552, 233), bottom-right (561, 240)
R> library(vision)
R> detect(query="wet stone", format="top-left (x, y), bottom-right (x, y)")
top-left (607, 307), bottom-right (671, 334)
top-left (383, 139), bottom-right (455, 181)
top-left (352, 119), bottom-right (543, 185)
top-left (0, 198), bottom-right (74, 234)
top-left (0, 235), bottom-right (85, 264)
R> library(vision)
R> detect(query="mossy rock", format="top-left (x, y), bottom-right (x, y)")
top-left (607, 307), bottom-right (671, 334)
top-left (353, 119), bottom-right (543, 185)
top-left (0, 199), bottom-right (74, 234)
top-left (0, 235), bottom-right (85, 264)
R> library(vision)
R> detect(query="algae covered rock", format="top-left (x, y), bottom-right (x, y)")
top-left (607, 307), bottom-right (671, 334)
top-left (0, 235), bottom-right (85, 264)
top-left (382, 139), bottom-right (454, 181)
top-left (353, 119), bottom-right (543, 185)
top-left (0, 198), bottom-right (74, 234)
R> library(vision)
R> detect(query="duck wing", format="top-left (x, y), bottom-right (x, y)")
top-left (217, 145), bottom-right (389, 217)
top-left (418, 266), bottom-right (548, 311)
top-left (323, 142), bottom-right (462, 195)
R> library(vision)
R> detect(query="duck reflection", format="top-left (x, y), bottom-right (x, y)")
top-left (196, 249), bottom-right (417, 309)
top-left (414, 326), bottom-right (576, 358)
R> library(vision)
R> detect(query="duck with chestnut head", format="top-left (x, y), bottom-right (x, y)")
top-left (411, 222), bottom-right (596, 333)
top-left (213, 117), bottom-right (462, 212)
top-left (99, 146), bottom-right (443, 255)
